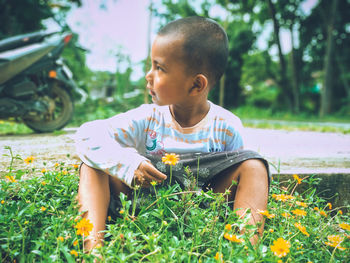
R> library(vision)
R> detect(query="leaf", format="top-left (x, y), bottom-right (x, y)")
top-left (31, 250), bottom-right (43, 256)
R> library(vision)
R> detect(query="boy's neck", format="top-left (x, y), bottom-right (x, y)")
top-left (170, 101), bottom-right (210, 128)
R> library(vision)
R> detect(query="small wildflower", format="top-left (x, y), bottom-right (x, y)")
top-left (296, 201), bottom-right (308, 207)
top-left (54, 163), bottom-right (59, 167)
top-left (107, 216), bottom-right (112, 221)
top-left (41, 168), bottom-right (47, 173)
top-left (325, 235), bottom-right (346, 250)
top-left (62, 170), bottom-right (68, 175)
top-left (1, 200), bottom-right (4, 204)
top-left (24, 220), bottom-right (29, 225)
top-left (281, 212), bottom-right (290, 218)
top-left (339, 223), bottom-right (350, 231)
top-left (270, 238), bottom-right (291, 258)
top-left (119, 209), bottom-right (125, 215)
top-left (40, 206), bottom-right (46, 212)
top-left (24, 156), bottom-right (35, 164)
top-left (120, 233), bottom-right (124, 239)
top-left (72, 164), bottom-right (79, 169)
top-left (162, 153), bottom-right (180, 165)
top-left (225, 224), bottom-right (232, 231)
top-left (319, 210), bottom-right (327, 217)
top-left (214, 252), bottom-right (222, 261)
top-left (293, 174), bottom-right (303, 184)
top-left (163, 220), bottom-right (168, 226)
top-left (150, 181), bottom-right (157, 186)
top-left (41, 181), bottom-right (47, 186)
top-left (269, 229), bottom-right (274, 233)
top-left (75, 218), bottom-right (93, 236)
top-left (70, 250), bottom-right (78, 257)
top-left (273, 194), bottom-right (295, 202)
top-left (314, 207), bottom-right (319, 211)
top-left (224, 233), bottom-right (243, 243)
top-left (292, 209), bottom-right (307, 217)
top-left (294, 222), bottom-right (310, 237)
top-left (57, 236), bottom-right (64, 242)
top-left (73, 240), bottom-right (78, 246)
top-left (326, 202), bottom-right (332, 209)
top-left (5, 175), bottom-right (17, 183)
top-left (258, 210), bottom-right (276, 219)
top-left (338, 210), bottom-right (343, 215)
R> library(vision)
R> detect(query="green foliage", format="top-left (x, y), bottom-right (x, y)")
top-left (1, 147), bottom-right (349, 262)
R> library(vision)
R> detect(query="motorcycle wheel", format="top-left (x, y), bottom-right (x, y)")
top-left (23, 82), bottom-right (74, 133)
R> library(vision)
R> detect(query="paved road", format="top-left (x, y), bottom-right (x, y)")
top-left (0, 127), bottom-right (349, 175)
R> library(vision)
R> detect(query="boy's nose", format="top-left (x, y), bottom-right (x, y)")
top-left (145, 69), bottom-right (153, 83)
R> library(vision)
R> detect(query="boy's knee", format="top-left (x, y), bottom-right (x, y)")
top-left (239, 159), bottom-right (267, 174)
top-left (79, 163), bottom-right (108, 178)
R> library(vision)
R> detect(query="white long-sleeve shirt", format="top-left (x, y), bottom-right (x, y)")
top-left (75, 101), bottom-right (244, 186)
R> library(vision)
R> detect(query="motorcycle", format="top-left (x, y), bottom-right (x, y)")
top-left (0, 31), bottom-right (84, 133)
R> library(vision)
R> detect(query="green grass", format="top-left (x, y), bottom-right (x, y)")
top-left (1, 147), bottom-right (349, 262)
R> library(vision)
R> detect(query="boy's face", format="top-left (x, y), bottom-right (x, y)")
top-left (145, 34), bottom-right (195, 106)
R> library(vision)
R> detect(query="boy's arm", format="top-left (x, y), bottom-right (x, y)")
top-left (75, 119), bottom-right (148, 186)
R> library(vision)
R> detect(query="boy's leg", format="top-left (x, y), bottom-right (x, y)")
top-left (209, 159), bottom-right (269, 244)
top-left (77, 163), bottom-right (130, 251)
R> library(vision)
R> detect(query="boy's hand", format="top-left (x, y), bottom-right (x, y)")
top-left (132, 160), bottom-right (167, 188)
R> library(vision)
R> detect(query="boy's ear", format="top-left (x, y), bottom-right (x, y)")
top-left (189, 74), bottom-right (208, 95)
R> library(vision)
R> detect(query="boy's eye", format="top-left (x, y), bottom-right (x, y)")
top-left (156, 66), bottom-right (163, 71)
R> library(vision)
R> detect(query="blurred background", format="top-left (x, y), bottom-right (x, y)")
top-left (1, 0), bottom-right (349, 133)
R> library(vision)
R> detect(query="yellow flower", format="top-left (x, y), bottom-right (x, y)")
top-left (293, 174), bottom-right (303, 184)
top-left (41, 168), bottom-right (47, 173)
top-left (325, 235), bottom-right (346, 250)
top-left (119, 209), bottom-right (125, 215)
top-left (0, 200), bottom-right (4, 204)
top-left (24, 220), bottom-right (29, 225)
top-left (40, 206), bottom-right (46, 212)
top-left (41, 181), bottom-right (47, 186)
top-left (57, 236), bottom-right (64, 242)
top-left (258, 210), bottom-right (276, 219)
top-left (295, 201), bottom-right (308, 207)
top-left (270, 238), bottom-right (291, 258)
top-left (75, 218), bottom-right (93, 236)
top-left (269, 229), bottom-right (274, 233)
top-left (273, 194), bottom-right (295, 202)
top-left (54, 163), bottom-right (59, 167)
top-left (72, 164), bottom-right (80, 169)
top-left (5, 175), bottom-right (17, 183)
top-left (319, 210), bottom-right (327, 217)
top-left (338, 210), bottom-right (343, 215)
top-left (107, 216), bottom-right (112, 221)
top-left (326, 202), bottom-right (332, 209)
top-left (62, 170), bottom-right (68, 175)
top-left (150, 181), bottom-right (157, 186)
top-left (314, 207), bottom-right (319, 211)
top-left (24, 156), bottom-right (35, 164)
top-left (214, 252), bottom-right (222, 261)
top-left (294, 222), bottom-right (310, 237)
top-left (225, 224), bottom-right (232, 231)
top-left (339, 223), bottom-right (350, 231)
top-left (224, 233), bottom-right (243, 243)
top-left (281, 212), bottom-right (290, 218)
top-left (73, 240), bottom-right (78, 246)
top-left (70, 250), bottom-right (78, 257)
top-left (162, 153), bottom-right (180, 166)
top-left (292, 209), bottom-right (307, 217)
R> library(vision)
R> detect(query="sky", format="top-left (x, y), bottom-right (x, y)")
top-left (50, 0), bottom-right (318, 80)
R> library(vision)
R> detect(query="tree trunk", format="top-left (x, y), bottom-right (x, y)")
top-left (320, 0), bottom-right (338, 116)
top-left (267, 0), bottom-right (293, 111)
top-left (219, 74), bottom-right (225, 107)
top-left (289, 24), bottom-right (300, 113)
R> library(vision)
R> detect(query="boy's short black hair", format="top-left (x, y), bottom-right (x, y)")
top-left (158, 16), bottom-right (228, 88)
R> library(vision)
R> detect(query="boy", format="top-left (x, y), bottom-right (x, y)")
top-left (75, 16), bottom-right (269, 251)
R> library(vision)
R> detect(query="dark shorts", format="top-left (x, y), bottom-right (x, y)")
top-left (108, 150), bottom-right (270, 218)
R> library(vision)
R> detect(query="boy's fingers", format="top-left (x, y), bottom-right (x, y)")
top-left (147, 163), bottom-right (167, 181)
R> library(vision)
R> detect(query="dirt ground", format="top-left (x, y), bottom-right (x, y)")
top-left (1, 127), bottom-right (349, 175)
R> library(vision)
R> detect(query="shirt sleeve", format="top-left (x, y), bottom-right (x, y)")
top-left (74, 105), bottom-right (150, 186)
top-left (224, 115), bottom-right (245, 151)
